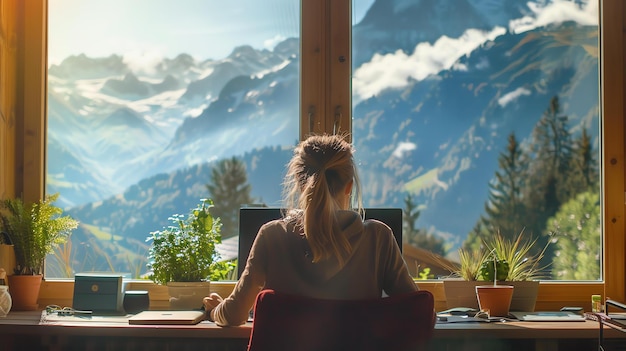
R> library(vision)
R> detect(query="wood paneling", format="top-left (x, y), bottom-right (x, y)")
top-left (602, 0), bottom-right (626, 305)
top-left (0, 0), bottom-right (18, 199)
top-left (19, 0), bottom-right (46, 203)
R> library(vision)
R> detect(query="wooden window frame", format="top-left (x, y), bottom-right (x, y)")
top-left (2, 0), bottom-right (624, 311)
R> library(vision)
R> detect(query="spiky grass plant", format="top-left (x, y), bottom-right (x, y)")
top-left (483, 230), bottom-right (549, 281)
top-left (455, 246), bottom-right (491, 281)
top-left (0, 193), bottom-right (78, 275)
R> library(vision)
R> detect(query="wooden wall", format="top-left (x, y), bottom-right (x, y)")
top-left (0, 0), bottom-right (18, 199)
top-left (0, 0), bottom-right (46, 203)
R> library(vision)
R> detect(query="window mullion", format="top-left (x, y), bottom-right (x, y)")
top-left (18, 0), bottom-right (47, 203)
top-left (301, 0), bottom-right (350, 140)
top-left (300, 0), bottom-right (328, 140)
top-left (326, 0), bottom-right (351, 141)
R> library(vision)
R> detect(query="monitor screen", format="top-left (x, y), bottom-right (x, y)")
top-left (237, 207), bottom-right (403, 278)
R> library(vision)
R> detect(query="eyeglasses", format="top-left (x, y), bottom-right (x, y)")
top-left (474, 309), bottom-right (491, 319)
top-left (474, 309), bottom-right (517, 322)
top-left (45, 305), bottom-right (92, 317)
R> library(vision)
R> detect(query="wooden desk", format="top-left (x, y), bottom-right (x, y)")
top-left (1, 311), bottom-right (625, 351)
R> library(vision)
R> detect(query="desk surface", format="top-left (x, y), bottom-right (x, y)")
top-left (2, 310), bottom-right (625, 341)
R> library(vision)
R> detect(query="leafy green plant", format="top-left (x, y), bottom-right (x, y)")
top-left (0, 193), bottom-right (78, 275)
top-left (146, 199), bottom-right (233, 285)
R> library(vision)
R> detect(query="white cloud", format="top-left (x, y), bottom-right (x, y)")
top-left (264, 35), bottom-right (286, 51)
top-left (352, 27), bottom-right (505, 102)
top-left (122, 50), bottom-right (165, 76)
top-left (498, 87), bottom-right (532, 107)
top-left (392, 142), bottom-right (417, 158)
top-left (352, 0), bottom-right (598, 103)
top-left (509, 0), bottom-right (598, 34)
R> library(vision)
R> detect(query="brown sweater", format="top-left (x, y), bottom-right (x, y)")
top-left (212, 210), bottom-right (417, 326)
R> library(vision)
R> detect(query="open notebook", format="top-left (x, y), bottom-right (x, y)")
top-left (128, 310), bottom-right (205, 325)
top-left (510, 311), bottom-right (586, 322)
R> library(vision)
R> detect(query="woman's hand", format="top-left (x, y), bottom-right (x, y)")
top-left (203, 293), bottom-right (223, 320)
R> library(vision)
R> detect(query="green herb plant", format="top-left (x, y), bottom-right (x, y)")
top-left (0, 193), bottom-right (78, 275)
top-left (146, 199), bottom-right (233, 285)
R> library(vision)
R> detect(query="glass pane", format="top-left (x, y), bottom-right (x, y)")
top-left (352, 0), bottom-right (600, 281)
top-left (46, 0), bottom-right (300, 279)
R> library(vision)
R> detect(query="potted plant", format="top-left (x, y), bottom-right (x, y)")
top-left (146, 198), bottom-right (233, 310)
top-left (443, 230), bottom-right (548, 311)
top-left (0, 193), bottom-right (78, 310)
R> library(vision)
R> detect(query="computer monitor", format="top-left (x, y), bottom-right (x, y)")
top-left (237, 207), bottom-right (403, 278)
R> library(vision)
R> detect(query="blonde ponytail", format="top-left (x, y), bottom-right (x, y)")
top-left (282, 134), bottom-right (362, 265)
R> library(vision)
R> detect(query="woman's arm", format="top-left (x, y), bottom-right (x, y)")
top-left (208, 226), bottom-right (269, 326)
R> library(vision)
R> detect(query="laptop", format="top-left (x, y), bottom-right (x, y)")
top-left (128, 310), bottom-right (206, 325)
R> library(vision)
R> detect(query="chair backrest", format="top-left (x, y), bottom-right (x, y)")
top-left (247, 289), bottom-right (436, 351)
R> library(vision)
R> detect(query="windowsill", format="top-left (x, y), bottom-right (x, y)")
top-left (37, 279), bottom-right (604, 312)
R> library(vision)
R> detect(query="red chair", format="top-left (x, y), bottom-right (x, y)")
top-left (247, 289), bottom-right (436, 351)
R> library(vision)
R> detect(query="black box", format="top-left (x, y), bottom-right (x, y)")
top-left (73, 273), bottom-right (124, 315)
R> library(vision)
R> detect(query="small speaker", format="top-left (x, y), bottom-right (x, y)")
top-left (123, 290), bottom-right (150, 314)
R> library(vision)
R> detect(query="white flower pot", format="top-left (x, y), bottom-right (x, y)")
top-left (166, 281), bottom-right (210, 310)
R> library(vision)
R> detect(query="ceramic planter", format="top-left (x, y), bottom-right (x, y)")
top-left (166, 281), bottom-right (210, 310)
top-left (443, 279), bottom-right (539, 311)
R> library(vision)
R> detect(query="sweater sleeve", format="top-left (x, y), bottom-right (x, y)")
top-left (380, 224), bottom-right (418, 295)
top-left (212, 226), bottom-right (269, 326)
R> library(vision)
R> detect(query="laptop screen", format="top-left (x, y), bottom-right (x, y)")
top-left (237, 207), bottom-right (403, 278)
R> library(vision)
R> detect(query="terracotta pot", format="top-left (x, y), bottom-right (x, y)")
top-left (476, 285), bottom-right (514, 317)
top-left (166, 281), bottom-right (210, 310)
top-left (7, 274), bottom-right (42, 311)
top-left (443, 279), bottom-right (539, 311)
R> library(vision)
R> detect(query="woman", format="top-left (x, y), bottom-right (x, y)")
top-left (204, 134), bottom-right (416, 326)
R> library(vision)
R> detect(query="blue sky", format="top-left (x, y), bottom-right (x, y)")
top-left (49, 0), bottom-right (374, 65)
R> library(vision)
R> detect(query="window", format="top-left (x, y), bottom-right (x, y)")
top-left (12, 0), bottom-right (625, 306)
top-left (351, 1), bottom-right (602, 282)
top-left (46, 0), bottom-right (300, 278)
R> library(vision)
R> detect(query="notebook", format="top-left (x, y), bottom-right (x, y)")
top-left (128, 310), bottom-right (206, 325)
top-left (510, 311), bottom-right (586, 322)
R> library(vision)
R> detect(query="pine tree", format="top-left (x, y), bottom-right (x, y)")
top-left (464, 133), bottom-right (528, 250)
top-left (402, 193), bottom-right (447, 256)
top-left (526, 96), bottom-right (573, 205)
top-left (482, 133), bottom-right (527, 240)
top-left (206, 157), bottom-right (254, 239)
top-left (567, 128), bottom-right (599, 194)
top-left (523, 96), bottom-right (572, 261)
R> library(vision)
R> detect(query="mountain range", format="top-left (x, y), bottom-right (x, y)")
top-left (46, 0), bottom-right (599, 274)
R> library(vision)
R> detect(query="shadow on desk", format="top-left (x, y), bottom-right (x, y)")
top-left (8, 334), bottom-right (249, 351)
top-left (6, 333), bottom-right (625, 351)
